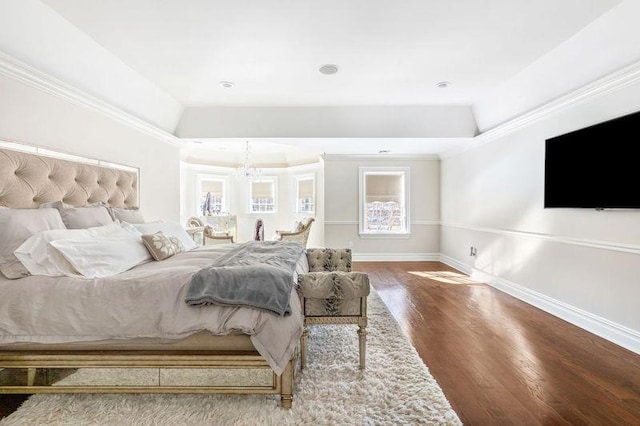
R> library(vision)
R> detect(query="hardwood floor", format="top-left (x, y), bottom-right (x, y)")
top-left (355, 261), bottom-right (640, 425)
top-left (2, 261), bottom-right (639, 423)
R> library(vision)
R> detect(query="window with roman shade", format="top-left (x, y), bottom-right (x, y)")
top-left (249, 177), bottom-right (277, 213)
top-left (196, 174), bottom-right (228, 215)
top-left (359, 167), bottom-right (410, 235)
top-left (295, 175), bottom-right (315, 214)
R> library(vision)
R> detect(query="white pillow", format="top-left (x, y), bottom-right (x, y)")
top-left (0, 207), bottom-right (66, 279)
top-left (14, 222), bottom-right (122, 277)
top-left (133, 221), bottom-right (197, 251)
top-left (43, 201), bottom-right (114, 229)
top-left (49, 226), bottom-right (151, 279)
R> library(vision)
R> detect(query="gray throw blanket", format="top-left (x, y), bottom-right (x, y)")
top-left (185, 241), bottom-right (305, 316)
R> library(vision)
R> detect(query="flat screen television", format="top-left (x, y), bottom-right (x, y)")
top-left (544, 109), bottom-right (640, 209)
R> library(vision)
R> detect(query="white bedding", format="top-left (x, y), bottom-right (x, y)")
top-left (14, 222), bottom-right (125, 277)
top-left (14, 221), bottom-right (197, 279)
top-left (0, 244), bottom-right (307, 375)
top-left (49, 226), bottom-right (151, 278)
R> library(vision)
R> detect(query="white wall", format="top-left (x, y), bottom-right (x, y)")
top-left (0, 0), bottom-right (183, 132)
top-left (181, 162), bottom-right (324, 247)
top-left (0, 72), bottom-right (180, 222)
top-left (473, 0), bottom-right (640, 131)
top-left (324, 156), bottom-right (440, 259)
top-left (441, 77), bottom-right (640, 346)
top-left (176, 106), bottom-right (477, 138)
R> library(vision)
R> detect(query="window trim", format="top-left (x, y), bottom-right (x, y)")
top-left (294, 173), bottom-right (316, 215)
top-left (195, 173), bottom-right (229, 216)
top-left (358, 166), bottom-right (411, 237)
top-left (247, 176), bottom-right (278, 214)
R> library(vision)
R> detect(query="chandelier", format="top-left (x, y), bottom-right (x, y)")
top-left (235, 141), bottom-right (261, 179)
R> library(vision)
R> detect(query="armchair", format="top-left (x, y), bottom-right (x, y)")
top-left (275, 217), bottom-right (314, 247)
top-left (204, 225), bottom-right (234, 244)
top-left (186, 217), bottom-right (234, 245)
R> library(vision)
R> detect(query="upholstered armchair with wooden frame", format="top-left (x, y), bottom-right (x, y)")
top-left (275, 217), bottom-right (314, 247)
top-left (297, 248), bottom-right (370, 369)
top-left (186, 217), bottom-right (234, 245)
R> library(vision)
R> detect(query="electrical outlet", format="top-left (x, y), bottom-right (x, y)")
top-left (470, 246), bottom-right (477, 257)
top-left (348, 241), bottom-right (354, 248)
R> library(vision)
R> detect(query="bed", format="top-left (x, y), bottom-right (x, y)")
top-left (0, 146), bottom-right (303, 408)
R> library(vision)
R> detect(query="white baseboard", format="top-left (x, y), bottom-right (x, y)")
top-left (439, 254), bottom-right (473, 275)
top-left (440, 255), bottom-right (640, 355)
top-left (353, 252), bottom-right (440, 262)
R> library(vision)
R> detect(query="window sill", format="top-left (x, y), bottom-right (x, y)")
top-left (359, 233), bottom-right (411, 239)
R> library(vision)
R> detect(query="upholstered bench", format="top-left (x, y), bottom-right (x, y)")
top-left (297, 248), bottom-right (370, 369)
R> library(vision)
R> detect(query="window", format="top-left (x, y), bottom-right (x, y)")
top-left (196, 174), bottom-right (228, 216)
top-left (359, 167), bottom-right (410, 236)
top-left (249, 177), bottom-right (277, 213)
top-left (295, 174), bottom-right (315, 214)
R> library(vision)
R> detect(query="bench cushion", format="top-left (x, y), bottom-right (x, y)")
top-left (298, 271), bottom-right (369, 316)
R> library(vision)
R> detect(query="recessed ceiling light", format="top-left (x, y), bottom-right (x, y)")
top-left (219, 81), bottom-right (234, 88)
top-left (436, 81), bottom-right (451, 89)
top-left (378, 149), bottom-right (391, 154)
top-left (319, 64), bottom-right (339, 75)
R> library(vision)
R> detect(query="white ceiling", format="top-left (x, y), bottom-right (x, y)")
top-left (43, 0), bottom-right (617, 108)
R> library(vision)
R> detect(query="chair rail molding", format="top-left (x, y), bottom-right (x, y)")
top-left (441, 222), bottom-right (640, 256)
top-left (326, 220), bottom-right (440, 226)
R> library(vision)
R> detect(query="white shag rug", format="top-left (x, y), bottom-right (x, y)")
top-left (1, 289), bottom-right (461, 425)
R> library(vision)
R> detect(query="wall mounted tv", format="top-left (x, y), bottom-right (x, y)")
top-left (544, 109), bottom-right (640, 209)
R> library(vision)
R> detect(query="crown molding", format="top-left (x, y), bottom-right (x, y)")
top-left (0, 51), bottom-right (181, 147)
top-left (440, 59), bottom-right (640, 159)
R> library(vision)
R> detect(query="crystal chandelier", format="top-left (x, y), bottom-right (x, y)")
top-left (235, 141), bottom-right (261, 179)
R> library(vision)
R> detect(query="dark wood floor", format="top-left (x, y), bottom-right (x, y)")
top-left (2, 261), bottom-right (639, 423)
top-left (356, 261), bottom-right (640, 425)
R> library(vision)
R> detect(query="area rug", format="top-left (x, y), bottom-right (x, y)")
top-left (1, 289), bottom-right (461, 425)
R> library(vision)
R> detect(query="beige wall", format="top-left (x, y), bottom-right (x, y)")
top-left (0, 73), bottom-right (180, 222)
top-left (324, 156), bottom-right (440, 258)
top-left (440, 80), bottom-right (640, 334)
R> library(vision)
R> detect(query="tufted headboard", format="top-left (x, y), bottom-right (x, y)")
top-left (0, 147), bottom-right (138, 209)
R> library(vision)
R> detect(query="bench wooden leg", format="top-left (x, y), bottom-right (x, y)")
top-left (358, 319), bottom-right (367, 370)
top-left (300, 325), bottom-right (309, 370)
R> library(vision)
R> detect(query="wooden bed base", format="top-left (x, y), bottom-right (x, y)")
top-left (0, 350), bottom-right (296, 409)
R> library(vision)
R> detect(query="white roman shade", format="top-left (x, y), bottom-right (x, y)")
top-left (201, 180), bottom-right (224, 197)
top-left (252, 181), bottom-right (274, 199)
top-left (298, 179), bottom-right (314, 198)
top-left (365, 174), bottom-right (402, 203)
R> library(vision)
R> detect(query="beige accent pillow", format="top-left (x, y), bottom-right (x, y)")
top-left (108, 207), bottom-right (145, 224)
top-left (141, 231), bottom-right (185, 261)
top-left (0, 207), bottom-right (66, 279)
